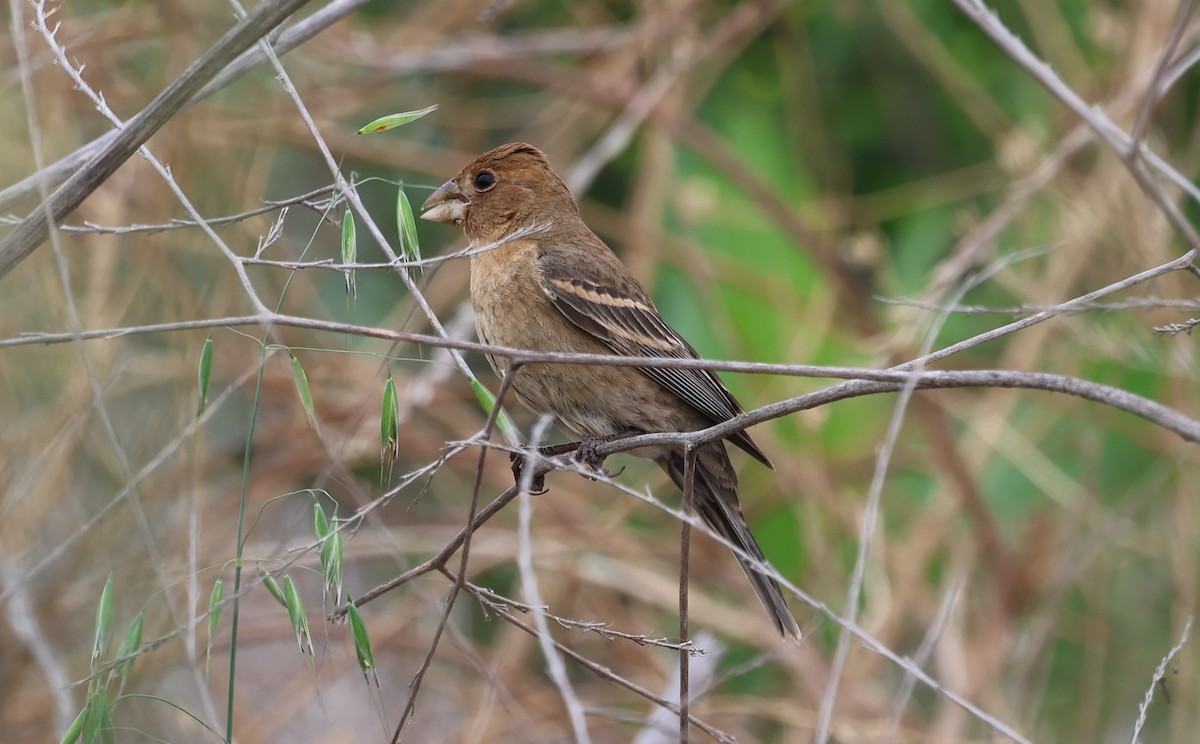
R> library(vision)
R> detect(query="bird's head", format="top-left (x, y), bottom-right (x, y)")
top-left (420, 142), bottom-right (576, 244)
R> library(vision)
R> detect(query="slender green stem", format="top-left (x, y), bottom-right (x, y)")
top-left (224, 350), bottom-right (267, 743)
top-left (222, 144), bottom-right (336, 744)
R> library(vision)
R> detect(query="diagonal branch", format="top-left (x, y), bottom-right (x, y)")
top-left (1130, 0), bottom-right (1198, 149)
top-left (950, 0), bottom-right (1200, 249)
top-left (0, 0), bottom-right (373, 215)
top-left (0, 0), bottom-right (312, 281)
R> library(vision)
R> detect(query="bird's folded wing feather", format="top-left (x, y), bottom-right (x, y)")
top-left (538, 253), bottom-right (771, 467)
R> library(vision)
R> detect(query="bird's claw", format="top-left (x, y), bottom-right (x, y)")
top-left (509, 435), bottom-right (631, 489)
top-left (509, 450), bottom-right (548, 494)
top-left (575, 438), bottom-right (620, 480)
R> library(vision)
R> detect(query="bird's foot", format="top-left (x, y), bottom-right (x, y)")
top-left (574, 432), bottom-right (640, 480)
top-left (510, 432), bottom-right (639, 489)
top-left (574, 438), bottom-right (613, 479)
top-left (509, 441), bottom-right (581, 494)
top-left (509, 450), bottom-right (548, 494)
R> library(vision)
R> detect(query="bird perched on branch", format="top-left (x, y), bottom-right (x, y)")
top-left (421, 142), bottom-right (798, 637)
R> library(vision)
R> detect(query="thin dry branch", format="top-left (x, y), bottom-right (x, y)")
top-left (429, 445), bottom-right (1035, 744)
top-left (678, 447), bottom-right (697, 743)
top-left (951, 0), bottom-right (1200, 249)
top-left (816, 236), bottom-right (1011, 741)
top-left (390, 364), bottom-right (520, 743)
top-left (1130, 615), bottom-right (1193, 743)
top-left (1130, 0), bottom-right (1197, 150)
top-left (26, 0), bottom-right (276, 314)
top-left (1153, 317), bottom-right (1200, 335)
top-left (5, 309), bottom-right (1198, 443)
top-left (928, 8), bottom-right (1200, 295)
top-left (882, 295), bottom-right (1200, 316)
top-left (0, 0), bottom-right (374, 214)
top-left (0, 0), bottom-right (313, 280)
top-left (515, 416), bottom-right (592, 744)
top-left (454, 575), bottom-right (737, 744)
top-left (463, 584), bottom-right (702, 653)
top-left (0, 185), bottom-right (340, 235)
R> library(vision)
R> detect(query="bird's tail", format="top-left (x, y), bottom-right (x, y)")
top-left (660, 445), bottom-right (799, 638)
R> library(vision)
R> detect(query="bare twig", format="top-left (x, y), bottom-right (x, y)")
top-left (455, 576), bottom-right (737, 744)
top-left (678, 447), bottom-right (697, 744)
top-left (516, 416), bottom-right (593, 744)
top-left (1130, 615), bottom-right (1193, 743)
top-left (465, 584), bottom-right (703, 652)
top-left (390, 364), bottom-right (521, 742)
top-left (1, 185), bottom-right (339, 235)
top-left (0, 0), bottom-right (375, 215)
top-left (909, 249), bottom-right (1199, 369)
top-left (814, 358), bottom-right (921, 742)
top-left (950, 0), bottom-right (1200, 248)
top-left (1130, 0), bottom-right (1197, 150)
top-left (635, 634), bottom-right (725, 744)
top-left (576, 460), bottom-right (1036, 744)
top-left (1153, 318), bottom-right (1200, 335)
top-left (881, 295), bottom-right (1200, 316)
top-left (0, 0), bottom-right (312, 281)
top-left (884, 578), bottom-right (965, 743)
top-left (26, 0), bottom-right (277, 314)
top-left (818, 235), bottom-right (1052, 741)
top-left (6, 0), bottom-right (76, 731)
top-left (6, 310), bottom-right (1199, 443)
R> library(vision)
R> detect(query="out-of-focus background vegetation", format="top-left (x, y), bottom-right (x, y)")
top-left (2, 1), bottom-right (1198, 742)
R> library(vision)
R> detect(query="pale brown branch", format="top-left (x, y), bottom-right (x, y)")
top-left (6, 304), bottom-right (1198, 443)
top-left (0, 0), bottom-right (313, 281)
top-left (454, 575), bottom-right (737, 744)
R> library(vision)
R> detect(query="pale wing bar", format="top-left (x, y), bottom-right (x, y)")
top-left (540, 270), bottom-right (771, 467)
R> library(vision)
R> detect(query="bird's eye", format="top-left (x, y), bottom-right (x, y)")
top-left (473, 171), bottom-right (497, 190)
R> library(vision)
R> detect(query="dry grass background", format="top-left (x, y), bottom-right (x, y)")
top-left (1, 0), bottom-right (1199, 742)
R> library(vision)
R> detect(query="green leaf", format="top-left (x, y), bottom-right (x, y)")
top-left (60, 705), bottom-right (86, 744)
top-left (290, 353), bottom-right (318, 429)
top-left (205, 576), bottom-right (223, 673)
top-left (469, 378), bottom-right (519, 444)
top-left (283, 575), bottom-right (313, 655)
top-left (313, 502), bottom-right (344, 604)
top-left (346, 600), bottom-right (377, 682)
top-left (356, 104), bottom-right (438, 135)
top-left (83, 689), bottom-right (113, 744)
top-left (313, 502), bottom-right (330, 540)
top-left (90, 575), bottom-right (114, 669)
top-left (256, 563), bottom-right (287, 608)
top-left (380, 375), bottom-right (398, 452)
top-left (112, 610), bottom-right (144, 685)
top-left (397, 184), bottom-right (422, 276)
top-left (341, 209), bottom-right (357, 297)
top-left (197, 333), bottom-right (213, 415)
top-left (380, 373), bottom-right (399, 483)
top-left (207, 577), bottom-right (224, 639)
top-left (322, 528), bottom-right (344, 607)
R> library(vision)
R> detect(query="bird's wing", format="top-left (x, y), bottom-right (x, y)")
top-left (538, 254), bottom-right (771, 467)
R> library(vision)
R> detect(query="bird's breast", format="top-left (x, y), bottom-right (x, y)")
top-left (469, 240), bottom-right (560, 370)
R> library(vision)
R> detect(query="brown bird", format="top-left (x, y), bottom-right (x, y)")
top-left (421, 143), bottom-right (798, 637)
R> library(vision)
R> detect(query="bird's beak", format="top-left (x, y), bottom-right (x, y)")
top-left (420, 179), bottom-right (468, 225)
